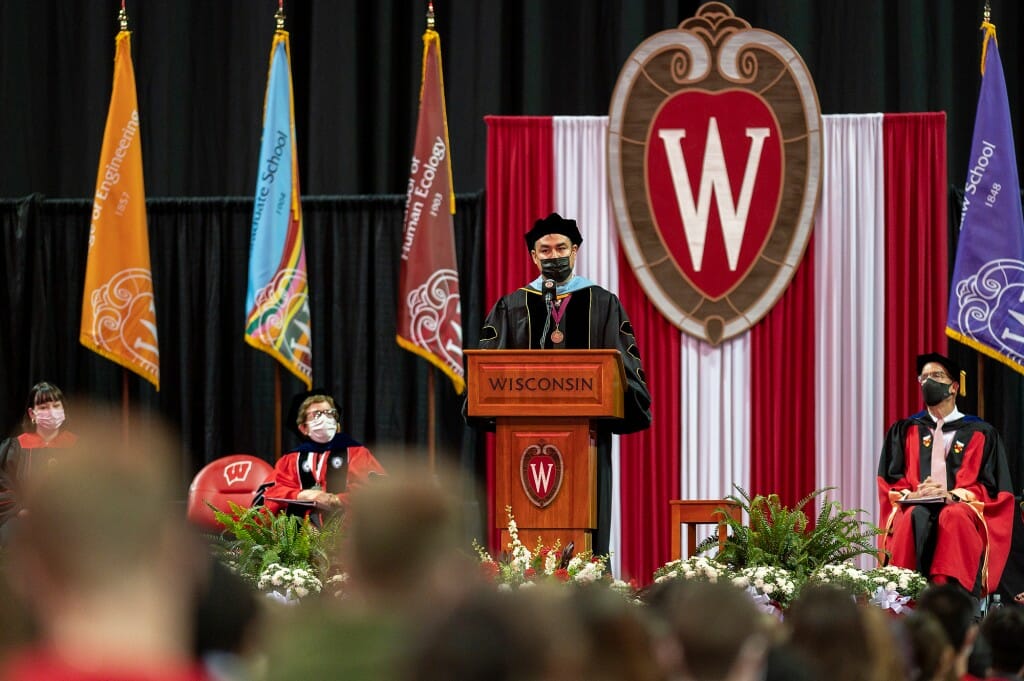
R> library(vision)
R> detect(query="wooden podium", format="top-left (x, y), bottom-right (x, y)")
top-left (465, 349), bottom-right (625, 553)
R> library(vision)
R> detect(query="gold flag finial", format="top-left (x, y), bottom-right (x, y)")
top-left (118, 2), bottom-right (128, 31)
top-left (427, 1), bottom-right (435, 30)
top-left (275, 1), bottom-right (285, 30)
top-left (980, 3), bottom-right (997, 76)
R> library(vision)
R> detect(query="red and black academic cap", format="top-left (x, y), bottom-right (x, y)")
top-left (524, 212), bottom-right (583, 251)
top-left (285, 387), bottom-right (334, 437)
top-left (916, 353), bottom-right (966, 395)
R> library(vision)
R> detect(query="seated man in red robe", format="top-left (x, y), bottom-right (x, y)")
top-left (258, 389), bottom-right (385, 519)
top-left (877, 353), bottom-right (1015, 596)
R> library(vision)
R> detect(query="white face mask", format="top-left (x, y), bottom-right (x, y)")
top-left (34, 407), bottom-right (65, 432)
top-left (306, 416), bottom-right (338, 444)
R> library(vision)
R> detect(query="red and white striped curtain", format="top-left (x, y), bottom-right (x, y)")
top-left (483, 113), bottom-right (948, 582)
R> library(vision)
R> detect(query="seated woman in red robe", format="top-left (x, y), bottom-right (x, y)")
top-left (877, 353), bottom-right (1015, 596)
top-left (258, 389), bottom-right (385, 520)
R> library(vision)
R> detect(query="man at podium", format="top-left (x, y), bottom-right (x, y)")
top-left (476, 212), bottom-right (652, 553)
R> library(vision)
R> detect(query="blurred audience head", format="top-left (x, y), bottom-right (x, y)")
top-left (340, 457), bottom-right (479, 611)
top-left (902, 610), bottom-right (955, 681)
top-left (401, 584), bottom-right (584, 681)
top-left (980, 603), bottom-right (1024, 677)
top-left (783, 584), bottom-right (874, 681)
top-left (916, 583), bottom-right (979, 677)
top-left (644, 579), bottom-right (769, 681)
top-left (860, 604), bottom-right (914, 681)
top-left (4, 405), bottom-right (205, 669)
top-left (564, 583), bottom-right (666, 681)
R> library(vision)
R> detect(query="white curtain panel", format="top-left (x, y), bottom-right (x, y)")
top-left (554, 116), bottom-right (620, 294)
top-left (552, 116), bottom-right (624, 573)
top-left (679, 336), bottom-right (751, 501)
top-left (680, 335), bottom-right (751, 548)
top-left (813, 114), bottom-right (886, 567)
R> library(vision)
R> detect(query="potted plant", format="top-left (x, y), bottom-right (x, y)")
top-left (704, 486), bottom-right (882, 577)
top-left (210, 502), bottom-right (344, 601)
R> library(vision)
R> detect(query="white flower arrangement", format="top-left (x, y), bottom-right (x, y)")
top-left (473, 507), bottom-right (621, 591)
top-left (324, 572), bottom-right (350, 598)
top-left (653, 556), bottom-right (734, 584)
top-left (732, 565), bottom-right (799, 606)
top-left (652, 556), bottom-right (929, 613)
top-left (807, 562), bottom-right (873, 598)
top-left (865, 565), bottom-right (928, 601)
top-left (257, 562), bottom-right (324, 601)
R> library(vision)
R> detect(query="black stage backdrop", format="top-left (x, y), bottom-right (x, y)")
top-left (0, 194), bottom-right (488, 535)
top-left (1, 0), bottom-right (1023, 198)
top-left (1, 0), bottom-right (1024, 568)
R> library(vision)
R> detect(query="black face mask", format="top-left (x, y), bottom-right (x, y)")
top-left (921, 378), bottom-right (952, 406)
top-left (540, 255), bottom-right (573, 283)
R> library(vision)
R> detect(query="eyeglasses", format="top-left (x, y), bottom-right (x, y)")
top-left (305, 409), bottom-right (338, 422)
top-left (918, 371), bottom-right (950, 384)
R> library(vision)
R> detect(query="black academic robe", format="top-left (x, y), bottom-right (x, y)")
top-left (0, 431), bottom-right (77, 532)
top-left (475, 282), bottom-right (653, 556)
top-left (478, 283), bottom-right (652, 434)
top-left (877, 411), bottom-right (1015, 595)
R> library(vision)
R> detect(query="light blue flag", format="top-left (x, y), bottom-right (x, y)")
top-left (947, 23), bottom-right (1024, 375)
top-left (244, 31), bottom-right (312, 388)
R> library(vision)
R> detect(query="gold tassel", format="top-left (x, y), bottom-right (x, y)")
top-left (980, 20), bottom-right (997, 75)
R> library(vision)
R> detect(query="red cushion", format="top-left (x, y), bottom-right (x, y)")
top-left (187, 454), bottom-right (274, 531)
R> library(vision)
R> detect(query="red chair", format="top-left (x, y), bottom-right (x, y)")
top-left (187, 454), bottom-right (275, 532)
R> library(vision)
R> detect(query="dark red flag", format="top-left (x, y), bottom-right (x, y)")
top-left (397, 27), bottom-right (464, 393)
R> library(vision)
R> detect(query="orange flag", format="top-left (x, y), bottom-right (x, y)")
top-left (80, 31), bottom-right (160, 389)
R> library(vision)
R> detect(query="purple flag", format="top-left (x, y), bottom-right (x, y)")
top-left (947, 26), bottom-right (1024, 374)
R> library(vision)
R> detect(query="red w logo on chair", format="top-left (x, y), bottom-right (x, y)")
top-left (187, 454), bottom-right (274, 532)
top-left (222, 459), bottom-right (254, 486)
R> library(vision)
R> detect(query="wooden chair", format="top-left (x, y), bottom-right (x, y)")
top-left (669, 499), bottom-right (742, 560)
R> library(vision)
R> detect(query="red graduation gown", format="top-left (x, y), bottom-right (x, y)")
top-left (877, 411), bottom-right (1015, 594)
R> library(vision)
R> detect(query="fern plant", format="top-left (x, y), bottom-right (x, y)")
top-left (210, 502), bottom-right (343, 588)
top-left (696, 486), bottom-right (882, 578)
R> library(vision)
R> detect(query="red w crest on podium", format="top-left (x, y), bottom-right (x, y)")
top-left (520, 442), bottom-right (564, 508)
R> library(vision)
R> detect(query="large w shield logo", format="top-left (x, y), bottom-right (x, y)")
top-left (609, 1), bottom-right (821, 344)
top-left (520, 442), bottom-right (564, 508)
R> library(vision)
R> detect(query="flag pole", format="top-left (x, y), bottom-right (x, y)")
top-left (272, 2), bottom-right (285, 462)
top-left (425, 0), bottom-right (438, 473)
top-left (273, 366), bottom-right (282, 460)
top-left (426, 0), bottom-right (437, 474)
top-left (118, 1), bottom-right (129, 439)
top-left (121, 370), bottom-right (130, 441)
top-left (976, 356), bottom-right (985, 419)
top-left (976, 0), bottom-right (990, 421)
top-left (428, 368), bottom-right (436, 472)
top-left (273, 2), bottom-right (284, 461)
